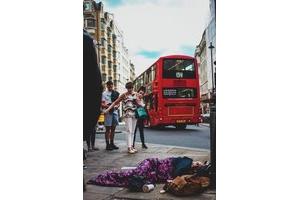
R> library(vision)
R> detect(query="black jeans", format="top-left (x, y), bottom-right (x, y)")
top-left (133, 118), bottom-right (145, 146)
top-left (86, 128), bottom-right (96, 149)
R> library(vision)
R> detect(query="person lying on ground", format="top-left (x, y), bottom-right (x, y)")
top-left (87, 156), bottom-right (206, 187)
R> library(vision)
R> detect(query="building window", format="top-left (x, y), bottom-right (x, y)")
top-left (108, 45), bottom-right (112, 53)
top-left (102, 74), bottom-right (107, 82)
top-left (85, 19), bottom-right (95, 28)
top-left (83, 2), bottom-right (92, 12)
top-left (101, 38), bottom-right (107, 46)
top-left (101, 56), bottom-right (106, 64)
top-left (100, 22), bottom-right (105, 29)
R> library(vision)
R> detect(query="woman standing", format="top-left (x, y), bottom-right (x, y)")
top-left (133, 86), bottom-right (148, 149)
top-left (105, 82), bottom-right (139, 154)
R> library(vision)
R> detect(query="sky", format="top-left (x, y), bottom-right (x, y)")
top-left (99, 0), bottom-right (210, 76)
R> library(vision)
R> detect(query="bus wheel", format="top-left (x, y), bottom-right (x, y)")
top-left (175, 124), bottom-right (187, 130)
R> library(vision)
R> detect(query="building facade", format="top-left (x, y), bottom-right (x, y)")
top-left (83, 0), bottom-right (133, 118)
top-left (113, 23), bottom-right (131, 93)
top-left (195, 0), bottom-right (216, 114)
top-left (130, 62), bottom-right (136, 81)
top-left (83, 0), bottom-right (132, 90)
top-left (83, 0), bottom-right (102, 67)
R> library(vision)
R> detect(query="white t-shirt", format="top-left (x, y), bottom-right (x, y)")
top-left (102, 90), bottom-right (118, 114)
top-left (102, 90), bottom-right (112, 104)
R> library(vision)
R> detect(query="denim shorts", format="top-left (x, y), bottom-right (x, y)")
top-left (104, 112), bottom-right (119, 126)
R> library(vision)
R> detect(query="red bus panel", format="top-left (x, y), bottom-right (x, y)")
top-left (133, 55), bottom-right (201, 129)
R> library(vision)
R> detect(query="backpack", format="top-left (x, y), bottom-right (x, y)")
top-left (163, 164), bottom-right (211, 196)
top-left (128, 176), bottom-right (147, 192)
top-left (109, 90), bottom-right (119, 113)
top-left (163, 175), bottom-right (210, 196)
top-left (111, 90), bottom-right (120, 102)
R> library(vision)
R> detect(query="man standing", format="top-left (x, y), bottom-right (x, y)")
top-left (83, 30), bottom-right (102, 152)
top-left (102, 81), bottom-right (120, 150)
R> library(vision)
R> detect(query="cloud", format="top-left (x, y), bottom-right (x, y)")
top-left (101, 0), bottom-right (124, 8)
top-left (180, 45), bottom-right (196, 56)
top-left (132, 55), bottom-right (157, 76)
top-left (137, 50), bottom-right (161, 59)
top-left (100, 0), bottom-right (210, 76)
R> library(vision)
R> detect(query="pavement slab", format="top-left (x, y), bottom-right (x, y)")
top-left (113, 184), bottom-right (216, 200)
top-left (84, 139), bottom-right (215, 200)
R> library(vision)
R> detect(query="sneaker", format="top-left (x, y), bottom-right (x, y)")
top-left (111, 144), bottom-right (119, 150)
top-left (106, 144), bottom-right (113, 151)
top-left (88, 148), bottom-right (94, 152)
top-left (92, 147), bottom-right (100, 151)
top-left (142, 144), bottom-right (148, 149)
top-left (132, 147), bottom-right (138, 153)
top-left (128, 147), bottom-right (135, 154)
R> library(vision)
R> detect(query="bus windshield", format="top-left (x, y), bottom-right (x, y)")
top-left (163, 59), bottom-right (195, 79)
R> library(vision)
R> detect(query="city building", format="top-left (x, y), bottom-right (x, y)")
top-left (195, 0), bottom-right (216, 114)
top-left (83, 0), bottom-right (133, 118)
top-left (83, 0), bottom-right (132, 89)
top-left (113, 23), bottom-right (131, 93)
top-left (83, 0), bottom-right (103, 67)
top-left (130, 62), bottom-right (136, 81)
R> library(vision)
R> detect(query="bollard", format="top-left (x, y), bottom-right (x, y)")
top-left (209, 104), bottom-right (216, 189)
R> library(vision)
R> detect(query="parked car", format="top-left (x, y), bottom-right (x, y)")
top-left (95, 113), bottom-right (105, 132)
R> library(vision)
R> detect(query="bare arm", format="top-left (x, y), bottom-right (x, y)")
top-left (105, 93), bottom-right (125, 113)
top-left (102, 100), bottom-right (109, 109)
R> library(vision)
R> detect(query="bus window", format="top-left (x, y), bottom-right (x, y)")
top-left (147, 84), bottom-right (152, 94)
top-left (152, 65), bottom-right (156, 80)
top-left (140, 75), bottom-right (144, 86)
top-left (163, 59), bottom-right (195, 79)
top-left (146, 70), bottom-right (151, 83)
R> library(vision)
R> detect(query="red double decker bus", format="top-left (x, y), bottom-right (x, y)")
top-left (133, 55), bottom-right (201, 129)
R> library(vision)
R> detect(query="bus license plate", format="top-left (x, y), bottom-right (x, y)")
top-left (176, 120), bottom-right (186, 123)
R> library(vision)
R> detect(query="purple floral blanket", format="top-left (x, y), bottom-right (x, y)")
top-left (87, 157), bottom-right (174, 187)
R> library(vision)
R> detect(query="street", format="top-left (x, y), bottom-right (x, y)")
top-left (96, 124), bottom-right (210, 150)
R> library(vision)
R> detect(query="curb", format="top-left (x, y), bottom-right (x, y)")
top-left (96, 138), bottom-right (210, 152)
top-left (200, 123), bottom-right (210, 127)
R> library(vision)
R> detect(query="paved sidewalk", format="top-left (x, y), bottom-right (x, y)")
top-left (95, 124), bottom-right (126, 134)
top-left (84, 139), bottom-right (215, 200)
top-left (199, 123), bottom-right (210, 127)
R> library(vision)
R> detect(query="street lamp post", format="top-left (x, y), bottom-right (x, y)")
top-left (208, 42), bottom-right (216, 189)
top-left (208, 42), bottom-right (215, 94)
